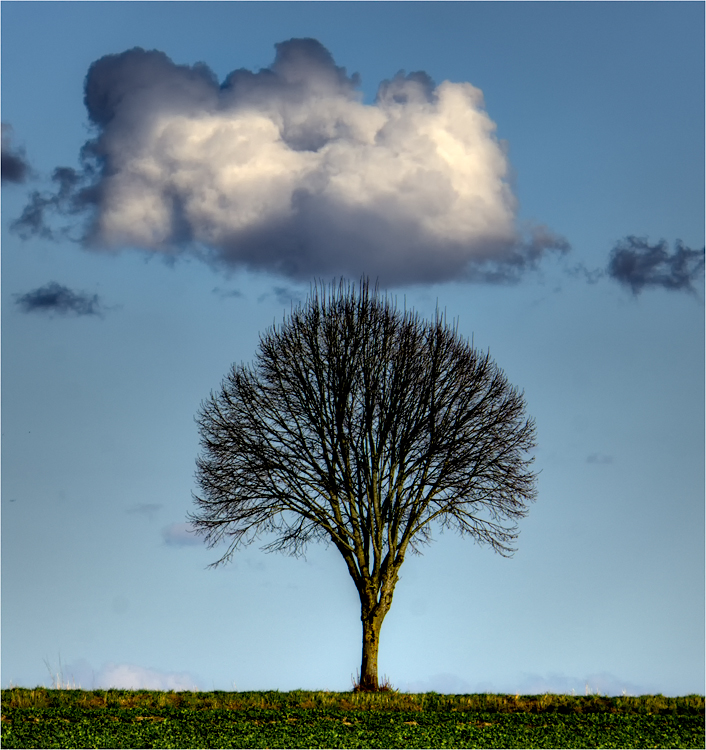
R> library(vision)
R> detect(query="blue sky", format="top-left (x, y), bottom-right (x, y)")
top-left (2, 2), bottom-right (704, 696)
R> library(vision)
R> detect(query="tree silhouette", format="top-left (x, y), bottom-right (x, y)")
top-left (189, 278), bottom-right (537, 691)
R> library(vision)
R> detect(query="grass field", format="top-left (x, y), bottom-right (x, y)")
top-left (1, 688), bottom-right (703, 748)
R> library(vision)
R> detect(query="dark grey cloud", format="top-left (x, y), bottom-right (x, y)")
top-left (568, 236), bottom-right (704, 296)
top-left (211, 286), bottom-right (243, 299)
top-left (1, 123), bottom-right (31, 184)
top-left (607, 236), bottom-right (704, 295)
top-left (13, 39), bottom-right (569, 286)
top-left (14, 282), bottom-right (103, 317)
top-left (263, 285), bottom-right (305, 307)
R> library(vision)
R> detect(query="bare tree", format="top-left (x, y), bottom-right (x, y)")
top-left (189, 278), bottom-right (537, 691)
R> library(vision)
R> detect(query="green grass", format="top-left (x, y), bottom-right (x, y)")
top-left (2, 688), bottom-right (704, 748)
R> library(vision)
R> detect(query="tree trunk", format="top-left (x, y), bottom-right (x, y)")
top-left (359, 608), bottom-right (385, 691)
top-left (355, 564), bottom-right (401, 691)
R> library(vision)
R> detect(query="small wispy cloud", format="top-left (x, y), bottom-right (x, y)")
top-left (586, 453), bottom-right (614, 465)
top-left (162, 522), bottom-right (201, 546)
top-left (11, 167), bottom-right (85, 240)
top-left (516, 671), bottom-right (652, 697)
top-left (567, 263), bottom-right (604, 285)
top-left (401, 671), bottom-right (652, 696)
top-left (14, 281), bottom-right (104, 317)
top-left (126, 503), bottom-right (163, 521)
top-left (1, 123), bottom-right (31, 185)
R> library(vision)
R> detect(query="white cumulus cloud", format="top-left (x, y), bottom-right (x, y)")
top-left (97, 662), bottom-right (200, 691)
top-left (37, 657), bottom-right (202, 691)
top-left (399, 671), bottom-right (654, 696)
top-left (14, 39), bottom-right (568, 286)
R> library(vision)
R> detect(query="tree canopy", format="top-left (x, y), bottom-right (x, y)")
top-left (190, 278), bottom-right (537, 690)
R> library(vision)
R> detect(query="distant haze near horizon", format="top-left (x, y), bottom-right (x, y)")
top-left (2, 2), bottom-right (703, 696)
